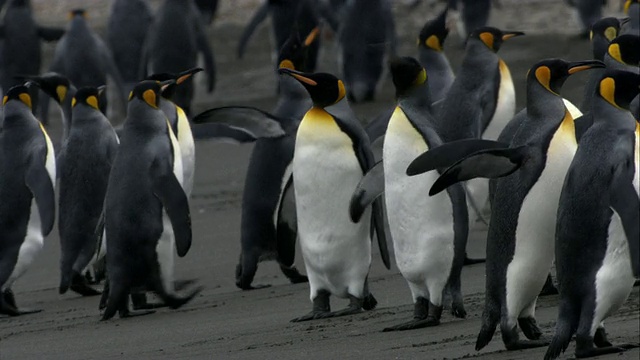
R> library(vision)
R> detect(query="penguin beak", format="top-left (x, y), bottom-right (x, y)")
top-left (97, 85), bottom-right (107, 96)
top-left (177, 68), bottom-right (204, 84)
top-left (567, 60), bottom-right (605, 74)
top-left (278, 68), bottom-right (317, 86)
top-left (158, 79), bottom-right (176, 92)
top-left (304, 27), bottom-right (320, 47)
top-left (620, 17), bottom-right (631, 26)
top-left (502, 31), bottom-right (525, 40)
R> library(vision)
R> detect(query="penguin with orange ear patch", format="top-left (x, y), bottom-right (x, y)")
top-left (57, 86), bottom-right (118, 298)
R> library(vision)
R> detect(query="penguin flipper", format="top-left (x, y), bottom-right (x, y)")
top-left (429, 146), bottom-right (529, 196)
top-left (349, 161), bottom-right (384, 223)
top-left (151, 163), bottom-right (192, 257)
top-left (406, 139), bottom-right (511, 176)
top-left (25, 156), bottom-right (55, 236)
top-left (37, 26), bottom-right (65, 42)
top-left (237, 1), bottom-right (269, 59)
top-left (192, 106), bottom-right (288, 141)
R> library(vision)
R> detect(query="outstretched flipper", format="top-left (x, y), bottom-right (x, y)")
top-left (237, 1), bottom-right (269, 59)
top-left (151, 163), bottom-right (192, 257)
top-left (429, 146), bottom-right (529, 196)
top-left (192, 106), bottom-right (288, 141)
top-left (406, 139), bottom-right (510, 176)
top-left (349, 161), bottom-right (384, 223)
top-left (25, 152), bottom-right (55, 236)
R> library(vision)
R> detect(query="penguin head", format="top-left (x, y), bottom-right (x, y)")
top-left (597, 70), bottom-right (640, 110)
top-left (68, 8), bottom-right (87, 20)
top-left (607, 35), bottom-right (640, 66)
top-left (72, 86), bottom-right (105, 111)
top-left (418, 8), bottom-right (449, 52)
top-left (146, 68), bottom-right (204, 99)
top-left (128, 80), bottom-right (174, 109)
top-left (469, 27), bottom-right (524, 52)
top-left (2, 84), bottom-right (34, 110)
top-left (527, 59), bottom-right (605, 95)
top-left (389, 56), bottom-right (427, 98)
top-left (590, 17), bottom-right (622, 43)
top-left (278, 27), bottom-right (320, 71)
top-left (21, 72), bottom-right (70, 104)
top-left (278, 68), bottom-right (346, 108)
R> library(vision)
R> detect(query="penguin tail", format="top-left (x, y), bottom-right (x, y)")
top-left (101, 281), bottom-right (127, 321)
top-left (544, 300), bottom-right (578, 360)
top-left (59, 273), bottom-right (71, 295)
top-left (475, 301), bottom-right (500, 351)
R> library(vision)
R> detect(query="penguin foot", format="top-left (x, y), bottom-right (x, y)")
top-left (290, 310), bottom-right (332, 322)
top-left (575, 345), bottom-right (630, 358)
top-left (291, 290), bottom-right (332, 322)
top-left (463, 255), bottom-right (486, 266)
top-left (518, 317), bottom-right (543, 340)
top-left (383, 297), bottom-right (441, 332)
top-left (70, 272), bottom-right (102, 296)
top-left (362, 293), bottom-right (378, 311)
top-left (99, 279), bottom-right (110, 310)
top-left (119, 308), bottom-right (156, 318)
top-left (594, 327), bottom-right (612, 348)
top-left (382, 317), bottom-right (440, 332)
top-left (241, 284), bottom-right (272, 290)
top-left (504, 339), bottom-right (549, 350)
top-left (0, 290), bottom-right (41, 316)
top-left (279, 265), bottom-right (309, 284)
top-left (539, 275), bottom-right (559, 296)
top-left (451, 301), bottom-right (467, 318)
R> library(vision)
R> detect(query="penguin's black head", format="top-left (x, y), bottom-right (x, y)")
top-left (3, 84), bottom-right (34, 110)
top-left (278, 68), bottom-right (345, 108)
top-left (20, 72), bottom-right (70, 104)
top-left (72, 86), bottom-right (104, 111)
top-left (608, 35), bottom-right (640, 66)
top-left (389, 56), bottom-right (427, 98)
top-left (146, 68), bottom-right (203, 99)
top-left (278, 27), bottom-right (320, 72)
top-left (470, 27), bottom-right (524, 52)
top-left (597, 70), bottom-right (640, 110)
top-left (69, 8), bottom-right (87, 19)
top-left (590, 17), bottom-right (622, 43)
top-left (527, 59), bottom-right (605, 95)
top-left (129, 80), bottom-right (174, 109)
top-left (10, 0), bottom-right (30, 8)
top-left (418, 8), bottom-right (449, 52)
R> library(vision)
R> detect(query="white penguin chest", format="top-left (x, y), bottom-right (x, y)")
top-left (176, 107), bottom-right (195, 196)
top-left (482, 60), bottom-right (515, 141)
top-left (513, 114), bottom-right (577, 270)
top-left (293, 108), bottom-right (371, 269)
top-left (634, 125), bottom-right (639, 196)
top-left (383, 107), bottom-right (455, 277)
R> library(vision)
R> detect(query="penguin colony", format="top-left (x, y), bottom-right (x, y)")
top-left (0, 0), bottom-right (638, 358)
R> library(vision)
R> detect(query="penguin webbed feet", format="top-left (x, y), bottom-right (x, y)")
top-left (382, 297), bottom-right (442, 332)
top-left (69, 271), bottom-right (102, 297)
top-left (518, 316), bottom-right (543, 340)
top-left (574, 335), bottom-right (639, 358)
top-left (0, 290), bottom-right (42, 317)
top-left (291, 290), bottom-right (331, 322)
top-left (502, 324), bottom-right (549, 350)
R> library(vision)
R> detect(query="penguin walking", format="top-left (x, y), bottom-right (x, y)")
top-left (350, 57), bottom-right (468, 331)
top-left (44, 9), bottom-right (126, 128)
top-left (339, 0), bottom-right (396, 102)
top-left (407, 59), bottom-right (604, 351)
top-left (101, 81), bottom-right (201, 320)
top-left (0, 0), bottom-right (64, 110)
top-left (194, 29), bottom-right (319, 289)
top-left (141, 0), bottom-right (215, 116)
top-left (545, 70), bottom-right (640, 360)
top-left (278, 68), bottom-right (389, 321)
top-left (55, 87), bottom-right (118, 297)
top-left (0, 84), bottom-right (56, 316)
top-left (107, 0), bottom-right (153, 96)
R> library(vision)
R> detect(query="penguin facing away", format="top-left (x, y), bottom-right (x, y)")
top-left (0, 84), bottom-right (56, 316)
top-left (101, 81), bottom-right (201, 320)
top-left (141, 0), bottom-right (215, 116)
top-left (417, 7), bottom-right (454, 103)
top-left (0, 0), bottom-right (64, 111)
top-left (279, 68), bottom-right (390, 321)
top-left (408, 58), bottom-right (604, 351)
top-left (56, 86), bottom-right (118, 297)
top-left (544, 70), bottom-right (640, 360)
top-left (350, 57), bottom-right (468, 331)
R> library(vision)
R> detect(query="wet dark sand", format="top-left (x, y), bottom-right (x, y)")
top-left (1, 2), bottom-right (638, 359)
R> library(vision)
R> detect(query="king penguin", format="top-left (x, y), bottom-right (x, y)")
top-left (0, 0), bottom-right (64, 112)
top-left (417, 7), bottom-right (454, 103)
top-left (193, 29), bottom-right (320, 289)
top-left (407, 58), bottom-right (604, 351)
top-left (101, 80), bottom-right (201, 320)
top-left (278, 68), bottom-right (390, 321)
top-left (107, 0), bottom-right (153, 96)
top-left (544, 70), bottom-right (640, 360)
top-left (0, 84), bottom-right (56, 316)
top-left (141, 0), bottom-right (215, 116)
top-left (44, 9), bottom-right (126, 126)
top-left (350, 57), bottom-right (468, 331)
top-left (57, 86), bottom-right (119, 297)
